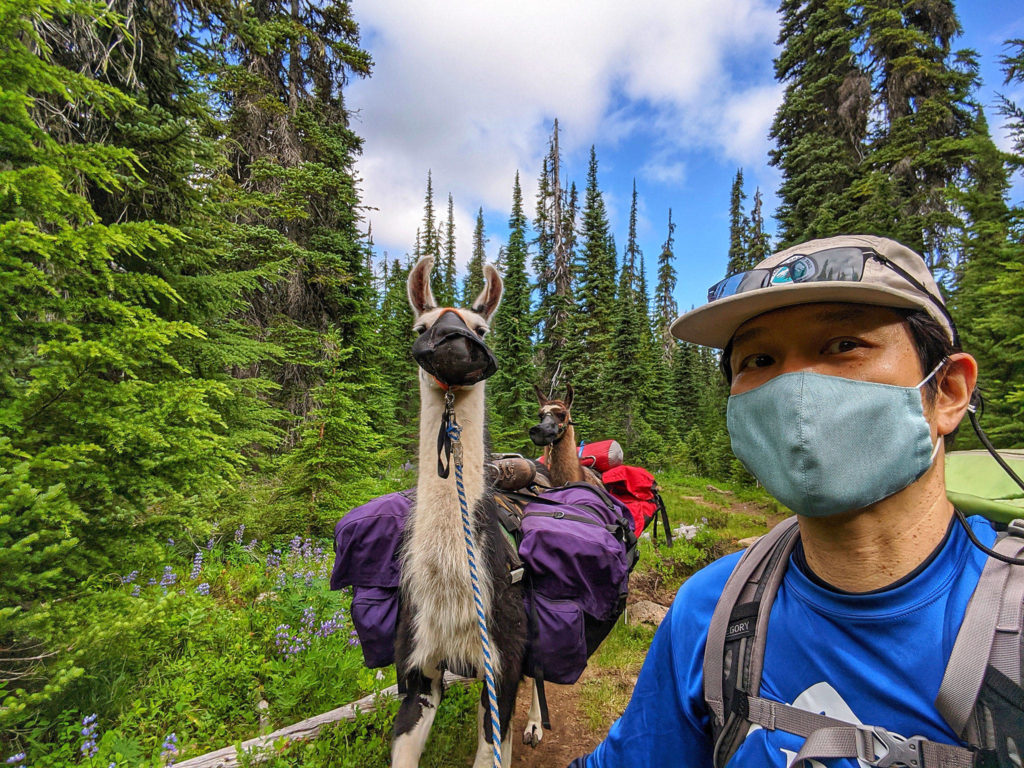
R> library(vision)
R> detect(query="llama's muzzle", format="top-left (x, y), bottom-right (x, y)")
top-left (529, 414), bottom-right (561, 446)
top-left (411, 311), bottom-right (498, 387)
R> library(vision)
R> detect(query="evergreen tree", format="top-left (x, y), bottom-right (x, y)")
top-left (655, 209), bottom-right (679, 357)
top-left (726, 169), bottom-right (750, 274)
top-left (436, 193), bottom-right (457, 307)
top-left (488, 174), bottom-right (537, 454)
top-left (770, 0), bottom-right (867, 245)
top-left (746, 188), bottom-right (772, 266)
top-left (951, 42), bottom-right (1024, 446)
top-left (565, 146), bottom-right (616, 439)
top-left (463, 208), bottom-right (487, 304)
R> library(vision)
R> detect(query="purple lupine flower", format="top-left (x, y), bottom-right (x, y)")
top-left (167, 538), bottom-right (174, 547)
top-left (121, 570), bottom-right (139, 585)
top-left (243, 540), bottom-right (258, 553)
top-left (195, 583), bottom-right (210, 596)
top-left (349, 629), bottom-right (361, 646)
top-left (234, 524), bottom-right (245, 544)
top-left (266, 549), bottom-right (281, 569)
top-left (147, 578), bottom-right (157, 586)
top-left (6, 753), bottom-right (26, 768)
top-left (189, 551), bottom-right (203, 580)
top-left (275, 571), bottom-right (286, 590)
top-left (80, 713), bottom-right (99, 758)
top-left (289, 535), bottom-right (302, 557)
top-left (159, 566), bottom-right (177, 588)
top-left (161, 733), bottom-right (178, 766)
top-left (206, 536), bottom-right (215, 550)
top-left (131, 584), bottom-right (141, 597)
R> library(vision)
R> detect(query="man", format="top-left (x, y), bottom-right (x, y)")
top-left (568, 235), bottom-right (1022, 767)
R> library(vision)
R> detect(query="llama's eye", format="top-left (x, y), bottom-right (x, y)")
top-left (475, 327), bottom-right (487, 337)
top-left (413, 325), bottom-right (426, 335)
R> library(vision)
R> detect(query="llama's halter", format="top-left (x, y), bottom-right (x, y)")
top-left (441, 391), bottom-right (503, 768)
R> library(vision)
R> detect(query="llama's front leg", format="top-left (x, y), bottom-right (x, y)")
top-left (392, 667), bottom-right (443, 768)
top-left (473, 701), bottom-right (514, 768)
top-left (522, 679), bottom-right (544, 747)
top-left (474, 676), bottom-right (519, 768)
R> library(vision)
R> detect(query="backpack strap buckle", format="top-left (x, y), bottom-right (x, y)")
top-left (856, 727), bottom-right (925, 768)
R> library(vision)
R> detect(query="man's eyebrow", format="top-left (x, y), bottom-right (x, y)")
top-left (730, 326), bottom-right (766, 349)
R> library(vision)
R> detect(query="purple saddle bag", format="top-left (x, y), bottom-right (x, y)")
top-left (331, 484), bottom-right (637, 682)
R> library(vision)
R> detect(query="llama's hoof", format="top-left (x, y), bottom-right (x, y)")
top-left (523, 723), bottom-right (542, 748)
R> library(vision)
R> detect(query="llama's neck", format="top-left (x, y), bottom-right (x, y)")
top-left (548, 424), bottom-right (583, 486)
top-left (416, 379), bottom-right (488, 522)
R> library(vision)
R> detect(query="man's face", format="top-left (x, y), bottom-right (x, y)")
top-left (728, 302), bottom-right (926, 397)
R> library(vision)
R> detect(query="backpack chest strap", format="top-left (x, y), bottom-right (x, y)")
top-left (743, 694), bottom-right (978, 768)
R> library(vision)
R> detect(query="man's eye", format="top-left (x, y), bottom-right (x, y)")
top-left (824, 338), bottom-right (859, 354)
top-left (739, 353), bottom-right (774, 371)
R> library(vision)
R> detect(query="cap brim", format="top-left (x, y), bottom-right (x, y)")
top-left (669, 282), bottom-right (930, 348)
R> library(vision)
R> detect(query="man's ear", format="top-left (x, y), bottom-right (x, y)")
top-left (407, 257), bottom-right (437, 317)
top-left (472, 265), bottom-right (503, 322)
top-left (933, 352), bottom-right (978, 437)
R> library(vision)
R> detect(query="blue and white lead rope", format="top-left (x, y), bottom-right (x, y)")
top-left (449, 421), bottom-right (503, 768)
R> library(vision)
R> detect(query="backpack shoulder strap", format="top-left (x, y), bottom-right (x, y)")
top-left (936, 519), bottom-right (1024, 761)
top-left (704, 516), bottom-right (801, 767)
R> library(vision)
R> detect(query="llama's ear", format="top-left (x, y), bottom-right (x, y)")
top-left (534, 384), bottom-right (547, 405)
top-left (407, 257), bottom-right (436, 317)
top-left (472, 264), bottom-right (503, 322)
top-left (564, 383), bottom-right (574, 409)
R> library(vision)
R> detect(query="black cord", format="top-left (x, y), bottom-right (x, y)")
top-left (968, 409), bottom-right (1024, 494)
top-left (953, 507), bottom-right (1024, 565)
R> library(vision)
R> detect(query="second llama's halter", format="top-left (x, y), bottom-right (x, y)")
top-left (442, 391), bottom-right (502, 768)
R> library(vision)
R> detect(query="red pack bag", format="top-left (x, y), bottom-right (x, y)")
top-left (578, 440), bottom-right (623, 472)
top-left (601, 465), bottom-right (670, 542)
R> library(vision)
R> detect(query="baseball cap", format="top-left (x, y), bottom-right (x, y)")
top-left (669, 234), bottom-right (956, 348)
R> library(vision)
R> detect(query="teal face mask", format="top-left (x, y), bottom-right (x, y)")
top-left (726, 364), bottom-right (944, 517)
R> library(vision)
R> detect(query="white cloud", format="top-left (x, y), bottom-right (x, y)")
top-left (349, 0), bottom-right (780, 265)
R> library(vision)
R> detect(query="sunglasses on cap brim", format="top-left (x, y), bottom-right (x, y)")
top-left (707, 246), bottom-right (958, 344)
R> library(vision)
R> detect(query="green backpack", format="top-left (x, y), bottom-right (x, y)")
top-left (945, 450), bottom-right (1024, 525)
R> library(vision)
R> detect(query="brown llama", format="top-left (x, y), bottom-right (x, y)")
top-left (392, 256), bottom-right (538, 768)
top-left (529, 384), bottom-right (603, 489)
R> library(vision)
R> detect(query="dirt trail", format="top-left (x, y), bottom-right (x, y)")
top-left (510, 672), bottom-right (606, 768)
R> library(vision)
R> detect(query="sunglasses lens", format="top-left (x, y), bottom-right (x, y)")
top-left (707, 248), bottom-right (869, 302)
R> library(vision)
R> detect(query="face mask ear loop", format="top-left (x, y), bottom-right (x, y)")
top-left (916, 357), bottom-right (949, 466)
top-left (916, 356), bottom-right (949, 391)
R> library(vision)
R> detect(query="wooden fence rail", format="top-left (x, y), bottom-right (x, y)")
top-left (175, 672), bottom-right (472, 768)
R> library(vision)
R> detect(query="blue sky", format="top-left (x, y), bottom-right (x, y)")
top-left (347, 1), bottom-right (1024, 314)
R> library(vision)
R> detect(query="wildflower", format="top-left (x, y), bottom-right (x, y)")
top-left (275, 571), bottom-right (286, 590)
top-left (195, 583), bottom-right (210, 596)
top-left (6, 753), bottom-right (26, 768)
top-left (80, 713), bottom-right (99, 758)
top-left (131, 584), bottom-right (141, 597)
top-left (161, 732), bottom-right (178, 766)
top-left (147, 578), bottom-right (157, 586)
top-left (121, 570), bottom-right (139, 585)
top-left (289, 535), bottom-right (302, 557)
top-left (266, 549), bottom-right (281, 569)
top-left (349, 629), bottom-right (360, 646)
top-left (167, 538), bottom-right (175, 547)
top-left (189, 551), bottom-right (203, 580)
top-left (234, 524), bottom-right (245, 544)
top-left (206, 536), bottom-right (215, 550)
top-left (159, 566), bottom-right (177, 588)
